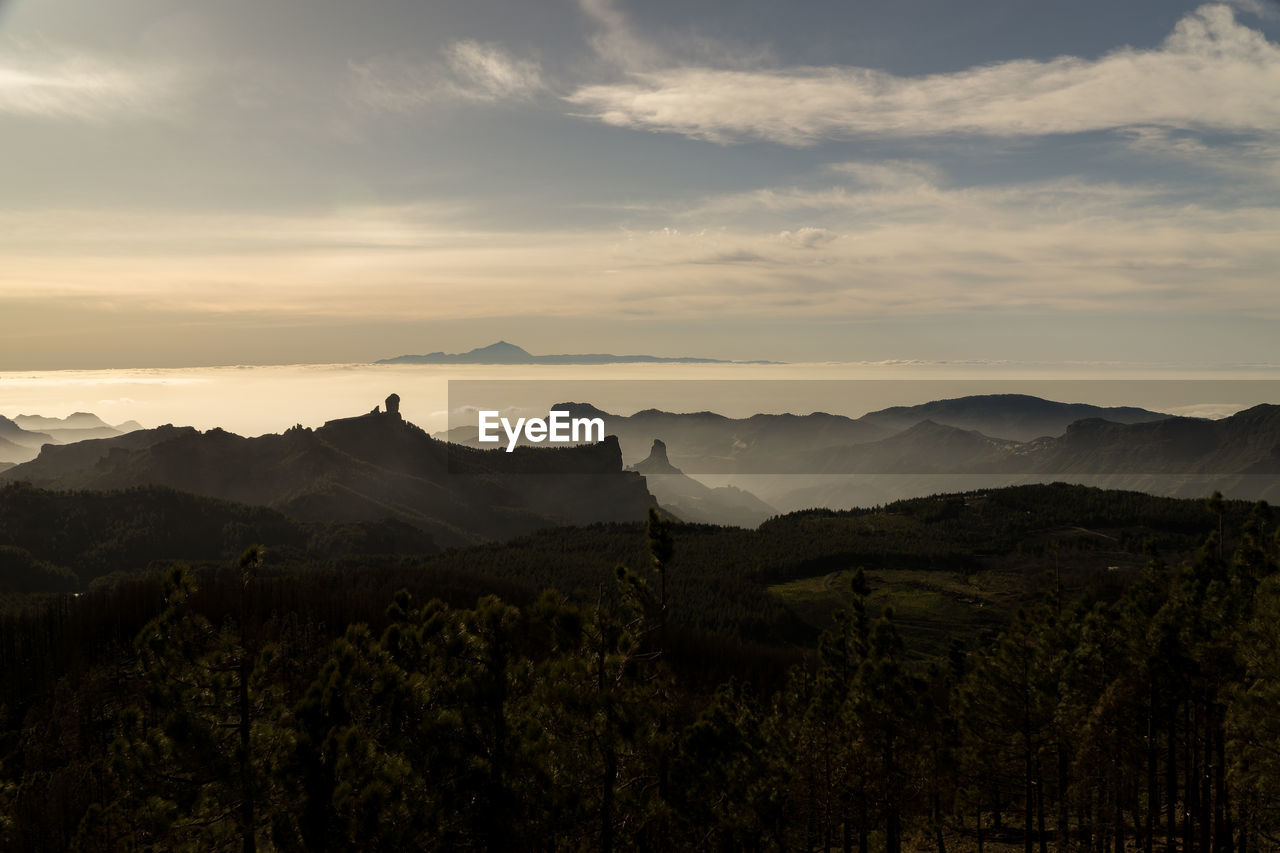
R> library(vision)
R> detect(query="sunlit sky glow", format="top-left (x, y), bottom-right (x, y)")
top-left (2, 0), bottom-right (1278, 369)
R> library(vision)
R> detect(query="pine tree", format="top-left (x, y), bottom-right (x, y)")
top-left (102, 558), bottom-right (288, 852)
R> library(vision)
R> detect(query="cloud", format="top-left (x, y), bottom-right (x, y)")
top-left (349, 40), bottom-right (543, 110)
top-left (778, 227), bottom-right (838, 249)
top-left (0, 40), bottom-right (168, 120)
top-left (1165, 402), bottom-right (1254, 418)
top-left (826, 161), bottom-right (943, 191)
top-left (577, 0), bottom-right (667, 70)
top-left (1123, 126), bottom-right (1280, 185)
top-left (576, 0), bottom-right (773, 72)
top-left (566, 4), bottom-right (1280, 146)
top-left (444, 40), bottom-right (545, 101)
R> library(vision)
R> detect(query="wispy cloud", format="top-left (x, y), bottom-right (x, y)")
top-left (576, 0), bottom-right (772, 72)
top-left (349, 40), bottom-right (544, 110)
top-left (1224, 0), bottom-right (1279, 19)
top-left (576, 0), bottom-right (667, 70)
top-left (566, 4), bottom-right (1280, 146)
top-left (0, 40), bottom-right (168, 120)
top-left (1123, 126), bottom-right (1280, 186)
top-left (443, 40), bottom-right (545, 101)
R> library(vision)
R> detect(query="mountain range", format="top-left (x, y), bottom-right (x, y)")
top-left (5, 394), bottom-right (1277, 538)
top-left (377, 340), bottom-right (781, 365)
top-left (752, 404), bottom-right (1280, 510)
top-left (437, 394), bottom-right (1280, 509)
top-left (0, 399), bottom-right (653, 547)
top-left (0, 412), bottom-right (143, 466)
top-left (438, 394), bottom-right (1172, 468)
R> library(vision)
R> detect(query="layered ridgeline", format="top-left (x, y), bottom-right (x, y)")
top-left (437, 394), bottom-right (1170, 464)
top-left (437, 394), bottom-right (1280, 508)
top-left (0, 396), bottom-right (653, 548)
top-left (776, 403), bottom-right (1280, 508)
top-left (0, 412), bottom-right (143, 466)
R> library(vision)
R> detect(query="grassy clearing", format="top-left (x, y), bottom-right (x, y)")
top-left (769, 566), bottom-right (1015, 658)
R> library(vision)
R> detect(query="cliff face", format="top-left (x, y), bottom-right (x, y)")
top-left (1, 402), bottom-right (653, 547)
top-left (628, 439), bottom-right (776, 528)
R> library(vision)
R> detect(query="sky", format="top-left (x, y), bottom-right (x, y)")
top-left (2, 0), bottom-right (1279, 369)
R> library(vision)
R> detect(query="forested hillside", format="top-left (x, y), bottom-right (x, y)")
top-left (0, 485), bottom-right (1277, 850)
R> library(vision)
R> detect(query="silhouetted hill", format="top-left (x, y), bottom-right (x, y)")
top-left (0, 413), bottom-right (144, 463)
top-left (0, 418), bottom-right (51, 464)
top-left (0, 481), bottom-right (436, 593)
top-left (858, 393), bottom-right (1169, 441)
top-left (0, 425), bottom-right (198, 481)
top-left (0, 402), bottom-right (653, 547)
top-left (762, 404), bottom-right (1280, 510)
top-left (378, 340), bottom-right (778, 365)
top-left (629, 439), bottom-right (776, 527)
top-left (434, 396), bottom-right (1278, 509)
top-left (12, 412), bottom-right (111, 431)
top-left (372, 481), bottom-right (1252, 653)
top-left (0, 435), bottom-right (36, 467)
top-left (1019, 403), bottom-right (1280, 475)
top-left (0, 416), bottom-right (52, 448)
top-left (791, 419), bottom-right (1014, 474)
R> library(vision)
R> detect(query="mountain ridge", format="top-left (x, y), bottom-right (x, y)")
top-left (378, 340), bottom-right (782, 365)
top-left (0, 412), bottom-right (144, 464)
top-left (437, 394), bottom-right (1173, 472)
top-left (0, 399), bottom-right (654, 547)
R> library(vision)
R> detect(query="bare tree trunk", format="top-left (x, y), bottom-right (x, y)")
top-left (239, 653), bottom-right (255, 853)
top-left (1025, 719), bottom-right (1035, 853)
top-left (599, 637), bottom-right (615, 853)
top-left (1200, 702), bottom-right (1212, 853)
top-left (859, 771), bottom-right (869, 853)
top-left (1078, 786), bottom-right (1091, 853)
top-left (1036, 767), bottom-right (1048, 853)
top-left (1146, 694), bottom-right (1157, 853)
top-left (1114, 762), bottom-right (1125, 853)
top-left (1058, 745), bottom-right (1070, 853)
top-left (1167, 703), bottom-right (1178, 853)
top-left (1213, 710), bottom-right (1233, 853)
top-left (1184, 701), bottom-right (1196, 853)
top-left (977, 792), bottom-right (985, 853)
top-left (933, 790), bottom-right (947, 853)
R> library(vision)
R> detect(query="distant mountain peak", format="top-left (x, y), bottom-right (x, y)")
top-left (859, 394), bottom-right (1170, 442)
top-left (552, 402), bottom-right (614, 419)
top-left (472, 341), bottom-right (531, 357)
